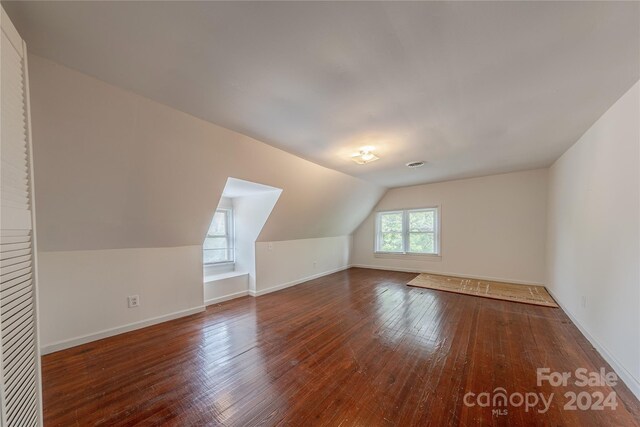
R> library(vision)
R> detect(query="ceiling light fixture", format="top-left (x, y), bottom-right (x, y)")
top-left (351, 146), bottom-right (380, 165)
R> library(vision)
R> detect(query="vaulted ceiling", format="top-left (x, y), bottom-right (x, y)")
top-left (5, 1), bottom-right (640, 187)
top-left (27, 56), bottom-right (385, 251)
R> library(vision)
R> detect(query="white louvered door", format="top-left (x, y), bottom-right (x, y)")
top-left (0, 6), bottom-right (42, 427)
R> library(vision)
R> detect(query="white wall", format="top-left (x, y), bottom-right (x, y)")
top-left (38, 246), bottom-right (204, 354)
top-left (352, 169), bottom-right (548, 284)
top-left (547, 81), bottom-right (639, 398)
top-left (204, 273), bottom-right (249, 305)
top-left (255, 236), bottom-right (352, 295)
top-left (233, 191), bottom-right (281, 292)
top-left (27, 55), bottom-right (385, 351)
top-left (216, 197), bottom-right (233, 211)
top-left (28, 55), bottom-right (385, 252)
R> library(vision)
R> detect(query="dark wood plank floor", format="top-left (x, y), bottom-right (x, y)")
top-left (42, 268), bottom-right (640, 426)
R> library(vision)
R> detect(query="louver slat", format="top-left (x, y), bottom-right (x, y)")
top-left (0, 7), bottom-right (41, 426)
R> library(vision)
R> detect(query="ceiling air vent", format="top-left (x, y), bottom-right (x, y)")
top-left (406, 161), bottom-right (425, 168)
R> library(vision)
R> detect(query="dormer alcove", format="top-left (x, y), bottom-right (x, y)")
top-left (203, 177), bottom-right (282, 304)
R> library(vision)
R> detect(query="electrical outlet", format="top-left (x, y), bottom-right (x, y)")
top-left (313, 261), bottom-right (317, 268)
top-left (580, 296), bottom-right (586, 308)
top-left (267, 242), bottom-right (274, 251)
top-left (128, 295), bottom-right (140, 308)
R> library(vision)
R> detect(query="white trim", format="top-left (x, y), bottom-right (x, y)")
top-left (23, 40), bottom-right (44, 427)
top-left (250, 265), bottom-right (352, 297)
top-left (1, 5), bottom-right (24, 56)
top-left (350, 264), bottom-right (545, 286)
top-left (374, 206), bottom-right (441, 256)
top-left (204, 208), bottom-right (234, 264)
top-left (204, 261), bottom-right (235, 267)
top-left (205, 290), bottom-right (249, 306)
top-left (203, 261), bottom-right (235, 277)
top-left (374, 253), bottom-right (442, 261)
top-left (40, 306), bottom-right (205, 355)
top-left (204, 271), bottom-right (248, 283)
top-left (546, 289), bottom-right (640, 400)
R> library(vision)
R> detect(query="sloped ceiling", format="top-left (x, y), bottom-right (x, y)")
top-left (4, 1), bottom-right (639, 187)
top-left (28, 56), bottom-right (385, 251)
top-left (222, 178), bottom-right (281, 199)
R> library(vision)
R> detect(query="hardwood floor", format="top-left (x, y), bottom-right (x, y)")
top-left (42, 268), bottom-right (640, 426)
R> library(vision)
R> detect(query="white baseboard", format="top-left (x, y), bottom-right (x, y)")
top-left (205, 290), bottom-right (249, 306)
top-left (250, 265), bottom-right (352, 297)
top-left (546, 289), bottom-right (640, 401)
top-left (40, 306), bottom-right (206, 355)
top-left (350, 263), bottom-right (545, 286)
top-left (40, 266), bottom-right (351, 354)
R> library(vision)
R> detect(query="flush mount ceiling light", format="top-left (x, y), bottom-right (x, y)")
top-left (351, 146), bottom-right (380, 165)
top-left (406, 161), bottom-right (425, 168)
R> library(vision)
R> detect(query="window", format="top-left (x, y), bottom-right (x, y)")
top-left (375, 208), bottom-right (439, 255)
top-left (204, 209), bottom-right (234, 264)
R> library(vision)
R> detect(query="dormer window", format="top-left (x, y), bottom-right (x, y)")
top-left (204, 208), bottom-right (234, 264)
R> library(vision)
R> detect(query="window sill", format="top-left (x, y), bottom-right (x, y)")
top-left (204, 262), bottom-right (235, 277)
top-left (204, 271), bottom-right (248, 284)
top-left (374, 252), bottom-right (442, 261)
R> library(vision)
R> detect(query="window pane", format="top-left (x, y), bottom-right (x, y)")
top-left (381, 232), bottom-right (403, 252)
top-left (380, 212), bottom-right (403, 232)
top-left (208, 211), bottom-right (227, 236)
top-left (204, 237), bottom-right (228, 250)
top-left (409, 232), bottom-right (435, 253)
top-left (204, 249), bottom-right (231, 263)
top-left (409, 210), bottom-right (434, 232)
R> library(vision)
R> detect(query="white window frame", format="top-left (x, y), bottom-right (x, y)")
top-left (204, 208), bottom-right (235, 265)
top-left (374, 207), bottom-right (440, 256)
